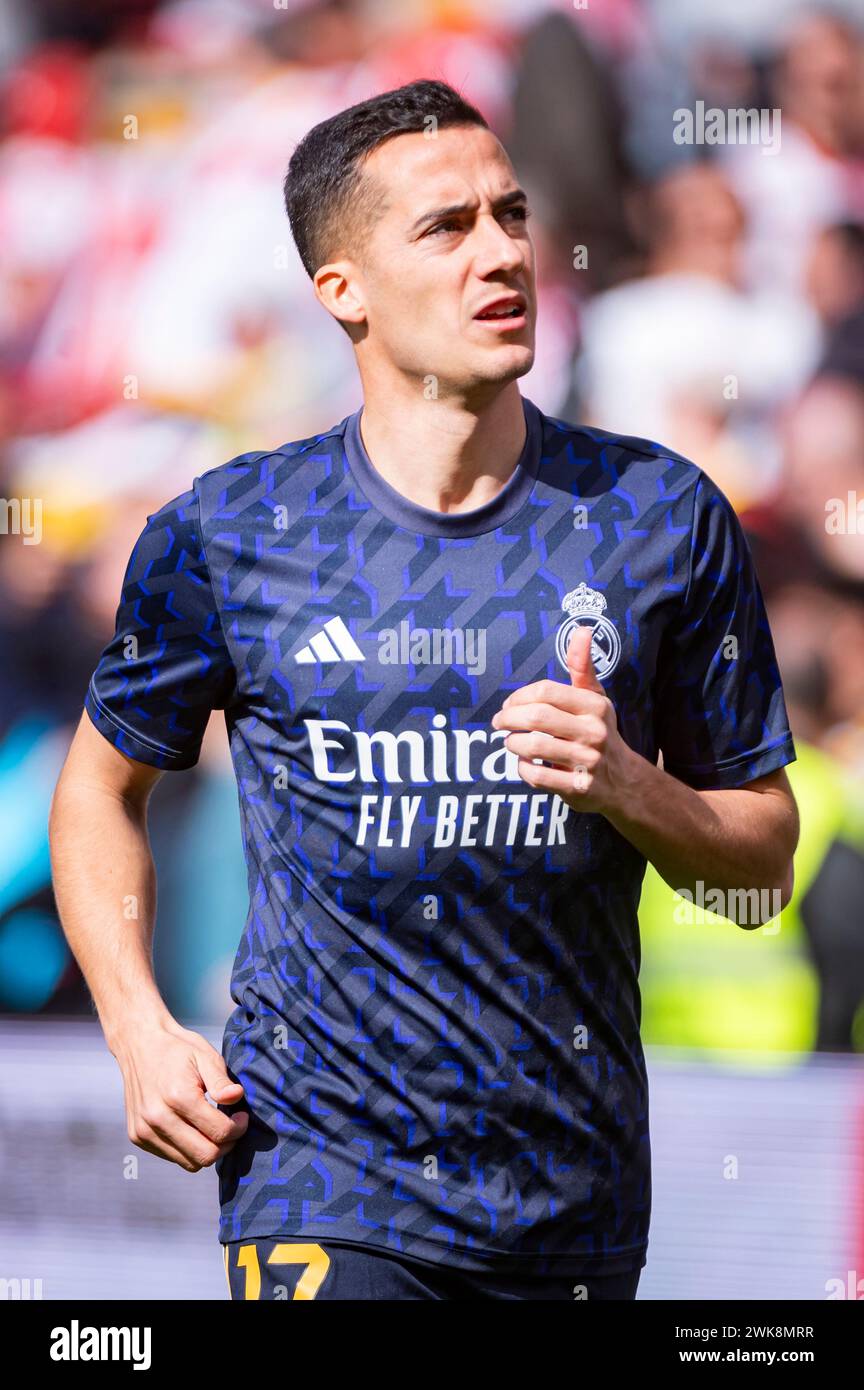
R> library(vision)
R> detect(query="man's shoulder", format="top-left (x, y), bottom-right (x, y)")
top-left (194, 416), bottom-right (351, 499)
top-left (535, 406), bottom-right (705, 504)
top-left (539, 407), bottom-right (699, 474)
top-left (139, 416), bottom-right (352, 537)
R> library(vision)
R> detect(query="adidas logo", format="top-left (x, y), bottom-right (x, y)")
top-left (294, 616), bottom-right (365, 664)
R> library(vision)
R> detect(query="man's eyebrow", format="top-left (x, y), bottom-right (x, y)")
top-left (408, 187), bottom-right (528, 235)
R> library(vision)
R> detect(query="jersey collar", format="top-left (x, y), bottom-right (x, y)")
top-left (342, 394), bottom-right (543, 538)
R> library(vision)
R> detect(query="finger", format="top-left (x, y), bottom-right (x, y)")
top-left (195, 1047), bottom-right (246, 1106)
top-left (141, 1107), bottom-right (231, 1169)
top-left (514, 738), bottom-right (601, 777)
top-left (494, 703), bottom-right (605, 741)
top-left (168, 1075), bottom-right (250, 1147)
top-left (134, 1132), bottom-right (200, 1172)
top-left (133, 1116), bottom-right (222, 1171)
top-left (522, 741), bottom-right (601, 774)
top-left (133, 1127), bottom-right (227, 1172)
top-left (499, 683), bottom-right (607, 717)
top-left (513, 756), bottom-right (590, 798)
top-left (501, 730), bottom-right (592, 767)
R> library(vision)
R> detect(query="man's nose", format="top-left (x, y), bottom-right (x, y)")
top-left (473, 213), bottom-right (528, 275)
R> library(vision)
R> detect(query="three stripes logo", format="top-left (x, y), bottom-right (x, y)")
top-left (294, 616), bottom-right (364, 664)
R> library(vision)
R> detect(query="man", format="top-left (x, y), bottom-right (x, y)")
top-left (49, 79), bottom-right (798, 1302)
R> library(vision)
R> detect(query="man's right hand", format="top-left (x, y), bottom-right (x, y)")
top-left (112, 1018), bottom-right (249, 1172)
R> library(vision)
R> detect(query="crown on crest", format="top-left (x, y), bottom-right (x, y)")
top-left (561, 583), bottom-right (607, 618)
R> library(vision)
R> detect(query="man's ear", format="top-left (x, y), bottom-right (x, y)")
top-left (314, 261), bottom-right (366, 331)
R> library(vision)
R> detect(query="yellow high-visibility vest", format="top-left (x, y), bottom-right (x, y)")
top-left (637, 741), bottom-right (864, 1064)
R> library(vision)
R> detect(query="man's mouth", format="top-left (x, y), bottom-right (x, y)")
top-left (476, 304), bottom-right (523, 320)
top-left (473, 294), bottom-right (528, 329)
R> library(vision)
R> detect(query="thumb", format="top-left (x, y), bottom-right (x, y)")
top-left (195, 1050), bottom-right (246, 1105)
top-left (566, 624), bottom-right (604, 693)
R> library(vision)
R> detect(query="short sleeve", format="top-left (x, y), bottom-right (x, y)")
top-left (653, 470), bottom-right (796, 790)
top-left (84, 482), bottom-right (235, 770)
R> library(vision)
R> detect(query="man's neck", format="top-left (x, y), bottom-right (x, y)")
top-left (354, 381), bottom-right (528, 515)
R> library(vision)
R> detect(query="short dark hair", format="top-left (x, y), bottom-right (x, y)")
top-left (282, 78), bottom-right (490, 299)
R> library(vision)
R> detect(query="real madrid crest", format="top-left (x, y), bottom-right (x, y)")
top-left (555, 582), bottom-right (621, 679)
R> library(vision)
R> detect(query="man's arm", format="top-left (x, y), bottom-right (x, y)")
top-left (602, 762), bottom-right (798, 926)
top-left (49, 712), bottom-right (248, 1170)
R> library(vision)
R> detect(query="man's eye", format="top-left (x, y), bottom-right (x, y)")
top-left (427, 208), bottom-right (530, 237)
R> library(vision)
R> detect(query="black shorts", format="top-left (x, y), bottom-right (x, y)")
top-left (222, 1237), bottom-right (642, 1301)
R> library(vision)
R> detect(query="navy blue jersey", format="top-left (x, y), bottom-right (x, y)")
top-left (84, 395), bottom-right (795, 1272)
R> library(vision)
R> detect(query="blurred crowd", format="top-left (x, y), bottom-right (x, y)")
top-left (2, 0), bottom-right (864, 1056)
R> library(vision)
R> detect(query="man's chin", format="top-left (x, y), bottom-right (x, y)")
top-left (467, 343), bottom-right (535, 384)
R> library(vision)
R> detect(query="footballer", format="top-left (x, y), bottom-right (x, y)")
top-left (49, 80), bottom-right (798, 1301)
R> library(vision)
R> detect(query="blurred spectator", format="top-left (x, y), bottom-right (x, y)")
top-left (506, 7), bottom-right (635, 294)
top-left (806, 220), bottom-right (864, 327)
top-left (806, 220), bottom-right (864, 386)
top-left (722, 9), bottom-right (864, 296)
top-left (573, 162), bottom-right (819, 509)
top-left (779, 374), bottom-right (864, 584)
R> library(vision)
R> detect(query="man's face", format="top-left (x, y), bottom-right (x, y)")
top-left (325, 124), bottom-right (536, 395)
